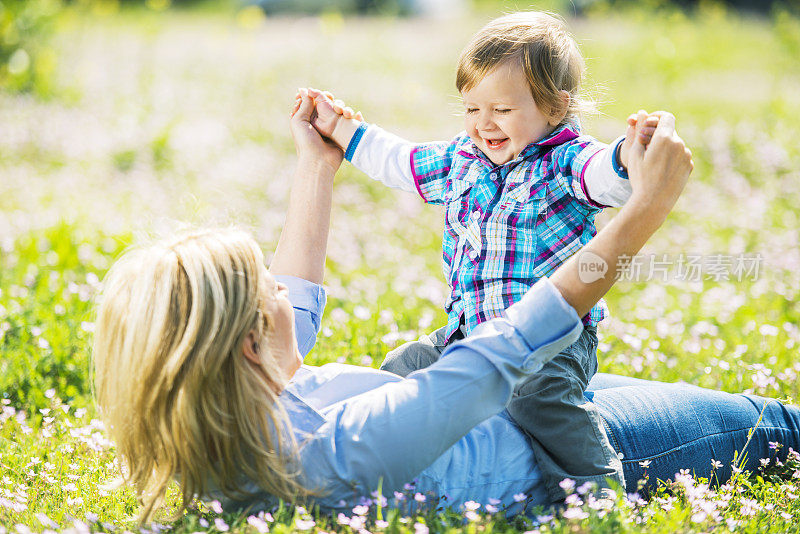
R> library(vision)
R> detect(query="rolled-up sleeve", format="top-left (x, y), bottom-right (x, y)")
top-left (274, 275), bottom-right (327, 358)
top-left (301, 278), bottom-right (583, 503)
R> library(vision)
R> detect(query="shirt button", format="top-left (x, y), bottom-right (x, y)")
top-left (471, 211), bottom-right (480, 220)
top-left (490, 173), bottom-right (497, 180)
top-left (468, 250), bottom-right (478, 260)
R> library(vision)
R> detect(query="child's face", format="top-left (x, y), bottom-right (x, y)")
top-left (462, 62), bottom-right (558, 166)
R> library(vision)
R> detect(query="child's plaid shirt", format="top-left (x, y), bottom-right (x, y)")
top-left (345, 122), bottom-right (632, 342)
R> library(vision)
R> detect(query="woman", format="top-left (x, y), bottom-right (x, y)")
top-left (92, 92), bottom-right (800, 522)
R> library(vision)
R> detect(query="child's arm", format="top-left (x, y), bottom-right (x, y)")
top-left (578, 112), bottom-right (659, 208)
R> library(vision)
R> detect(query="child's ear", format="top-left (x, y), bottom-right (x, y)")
top-left (549, 90), bottom-right (571, 126)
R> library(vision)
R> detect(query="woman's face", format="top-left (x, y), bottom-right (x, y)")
top-left (260, 266), bottom-right (302, 380)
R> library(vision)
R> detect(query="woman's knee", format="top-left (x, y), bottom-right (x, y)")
top-left (379, 340), bottom-right (441, 377)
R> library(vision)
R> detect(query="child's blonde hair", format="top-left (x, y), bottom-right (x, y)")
top-left (456, 11), bottom-right (590, 124)
top-left (93, 228), bottom-right (307, 522)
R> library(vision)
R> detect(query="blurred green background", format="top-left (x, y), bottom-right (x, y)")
top-left (2, 0), bottom-right (800, 528)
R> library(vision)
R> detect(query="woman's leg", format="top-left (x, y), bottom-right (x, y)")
top-left (591, 380), bottom-right (800, 494)
top-left (586, 373), bottom-right (656, 392)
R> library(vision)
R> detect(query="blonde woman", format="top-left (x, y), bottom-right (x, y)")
top-left (93, 94), bottom-right (800, 522)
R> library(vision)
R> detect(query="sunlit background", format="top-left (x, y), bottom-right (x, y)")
top-left (1, 0), bottom-right (800, 530)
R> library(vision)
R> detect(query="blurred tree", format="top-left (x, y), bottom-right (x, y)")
top-left (0, 0), bottom-right (62, 94)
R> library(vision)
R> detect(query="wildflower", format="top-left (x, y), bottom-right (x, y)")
top-left (84, 513), bottom-right (98, 523)
top-left (295, 506), bottom-right (308, 515)
top-left (769, 441), bottom-right (781, 450)
top-left (562, 508), bottom-right (588, 520)
top-left (711, 459), bottom-right (723, 469)
top-left (375, 520), bottom-right (389, 529)
top-left (577, 481), bottom-right (595, 495)
top-left (565, 494), bottom-right (583, 506)
top-left (44, 389), bottom-right (56, 399)
top-left (349, 516), bottom-right (365, 530)
top-left (558, 478), bottom-right (575, 492)
top-left (488, 497), bottom-right (501, 505)
top-left (760, 458), bottom-right (770, 468)
top-left (352, 505), bottom-right (368, 516)
top-left (337, 514), bottom-right (350, 526)
top-left (15, 525), bottom-right (32, 534)
top-left (485, 504), bottom-right (499, 513)
top-left (210, 500), bottom-right (223, 514)
top-left (739, 498), bottom-right (759, 516)
top-left (403, 483), bottom-right (415, 491)
top-left (414, 493), bottom-right (426, 502)
top-left (294, 518), bottom-right (315, 530)
top-left (513, 492), bottom-right (527, 502)
top-left (393, 491), bottom-right (405, 501)
top-left (214, 518), bottom-right (229, 532)
top-left (464, 500), bottom-right (480, 511)
top-left (199, 519), bottom-right (209, 528)
top-left (536, 514), bottom-right (553, 523)
top-left (247, 515), bottom-right (270, 533)
top-left (781, 512), bottom-right (793, 520)
top-left (465, 511), bottom-right (480, 522)
top-left (35, 514), bottom-right (57, 529)
top-left (413, 523), bottom-right (429, 534)
top-left (691, 512), bottom-right (706, 523)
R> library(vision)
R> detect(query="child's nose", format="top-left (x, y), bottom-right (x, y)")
top-left (477, 111), bottom-right (495, 130)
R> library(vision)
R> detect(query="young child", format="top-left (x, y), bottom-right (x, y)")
top-left (301, 12), bottom-right (659, 502)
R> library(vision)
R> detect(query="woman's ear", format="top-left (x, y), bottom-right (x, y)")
top-left (549, 90), bottom-right (571, 126)
top-left (242, 330), bottom-right (261, 366)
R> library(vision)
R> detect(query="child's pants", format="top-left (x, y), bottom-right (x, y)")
top-left (379, 324), bottom-right (625, 504)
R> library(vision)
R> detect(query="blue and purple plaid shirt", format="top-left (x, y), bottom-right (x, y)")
top-left (347, 122), bottom-right (627, 342)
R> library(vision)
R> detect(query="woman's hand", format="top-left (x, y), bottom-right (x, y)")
top-left (290, 88), bottom-right (344, 173)
top-left (626, 110), bottom-right (693, 219)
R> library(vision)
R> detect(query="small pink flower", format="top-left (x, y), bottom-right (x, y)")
top-left (295, 518), bottom-right (315, 530)
top-left (464, 501), bottom-right (480, 511)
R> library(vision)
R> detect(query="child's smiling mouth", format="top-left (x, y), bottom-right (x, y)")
top-left (485, 138), bottom-right (509, 150)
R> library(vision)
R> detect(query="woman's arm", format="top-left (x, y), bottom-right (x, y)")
top-left (269, 89), bottom-right (342, 284)
top-left (550, 111), bottom-right (693, 318)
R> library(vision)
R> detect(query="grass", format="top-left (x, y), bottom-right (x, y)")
top-left (1, 3), bottom-right (800, 532)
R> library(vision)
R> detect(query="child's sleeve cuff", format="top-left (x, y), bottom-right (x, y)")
top-left (344, 122), bottom-right (369, 162)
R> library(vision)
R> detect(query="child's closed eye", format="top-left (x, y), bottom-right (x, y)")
top-left (494, 108), bottom-right (512, 114)
top-left (465, 108), bottom-right (479, 114)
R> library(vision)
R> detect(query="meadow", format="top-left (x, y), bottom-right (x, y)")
top-left (1, 2), bottom-right (800, 532)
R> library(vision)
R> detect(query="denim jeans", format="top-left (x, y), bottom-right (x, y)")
top-left (587, 373), bottom-right (800, 493)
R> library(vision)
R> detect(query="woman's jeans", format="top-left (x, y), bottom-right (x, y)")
top-left (587, 374), bottom-right (800, 494)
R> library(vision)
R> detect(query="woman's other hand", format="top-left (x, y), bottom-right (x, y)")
top-left (290, 88), bottom-right (344, 173)
top-left (626, 110), bottom-right (693, 220)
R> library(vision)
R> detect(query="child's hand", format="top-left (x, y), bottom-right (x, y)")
top-left (291, 88), bottom-right (364, 153)
top-left (618, 112), bottom-right (660, 172)
top-left (291, 88), bottom-right (363, 139)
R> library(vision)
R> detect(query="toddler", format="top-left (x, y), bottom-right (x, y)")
top-left (302, 12), bottom-right (659, 502)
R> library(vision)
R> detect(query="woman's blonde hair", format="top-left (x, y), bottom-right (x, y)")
top-left (93, 228), bottom-right (307, 522)
top-left (456, 11), bottom-right (591, 124)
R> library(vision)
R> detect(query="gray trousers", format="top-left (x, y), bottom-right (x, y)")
top-left (379, 324), bottom-right (625, 504)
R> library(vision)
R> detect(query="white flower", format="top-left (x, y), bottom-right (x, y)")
top-left (463, 500), bottom-right (480, 511)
